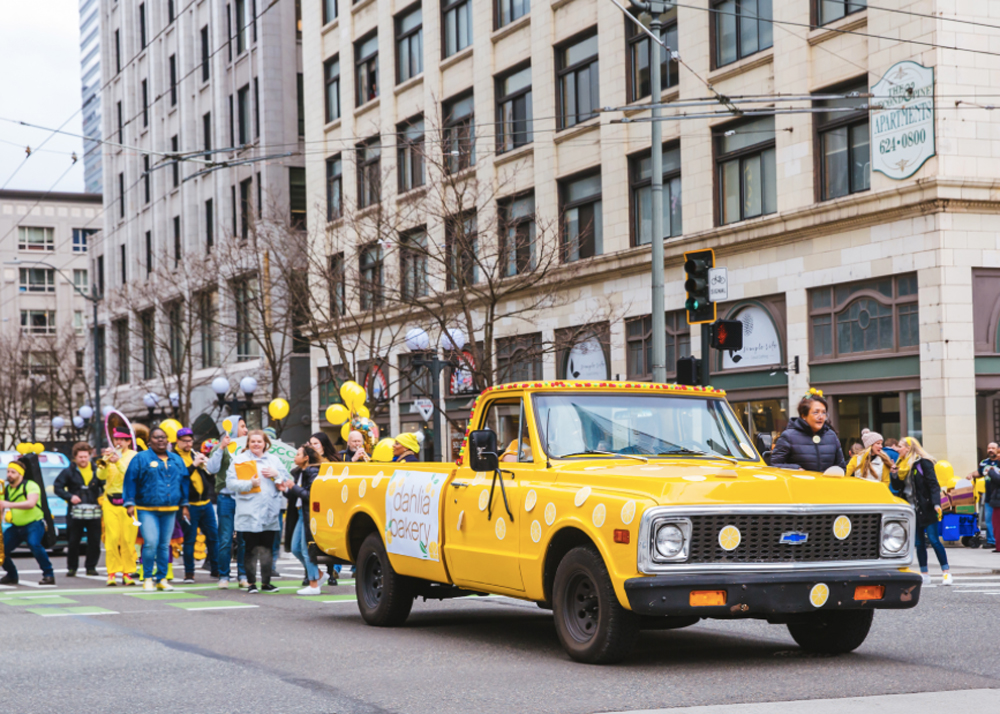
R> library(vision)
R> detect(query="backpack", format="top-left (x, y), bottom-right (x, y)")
top-left (6, 454), bottom-right (58, 548)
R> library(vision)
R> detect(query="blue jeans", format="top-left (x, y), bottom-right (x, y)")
top-left (2, 520), bottom-right (54, 580)
top-left (272, 510), bottom-right (284, 566)
top-left (291, 517), bottom-right (319, 582)
top-left (182, 502), bottom-right (219, 577)
top-left (915, 521), bottom-right (949, 572)
top-left (137, 510), bottom-right (177, 583)
top-left (216, 494), bottom-right (245, 580)
top-left (986, 503), bottom-right (995, 546)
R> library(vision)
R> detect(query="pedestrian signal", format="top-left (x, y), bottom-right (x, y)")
top-left (683, 249), bottom-right (716, 324)
top-left (710, 319), bottom-right (744, 353)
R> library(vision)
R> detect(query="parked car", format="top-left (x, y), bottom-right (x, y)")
top-left (1, 450), bottom-right (71, 552)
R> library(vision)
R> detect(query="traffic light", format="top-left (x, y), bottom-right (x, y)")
top-left (683, 249), bottom-right (716, 324)
top-left (710, 319), bottom-right (744, 352)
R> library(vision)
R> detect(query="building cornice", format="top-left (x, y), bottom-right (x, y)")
top-left (0, 190), bottom-right (103, 204)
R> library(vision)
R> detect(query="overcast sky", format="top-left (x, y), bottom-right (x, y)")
top-left (0, 0), bottom-right (87, 193)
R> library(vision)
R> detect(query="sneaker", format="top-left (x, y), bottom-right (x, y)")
top-left (0, 575), bottom-right (18, 585)
top-left (218, 578), bottom-right (230, 590)
top-left (239, 578), bottom-right (251, 589)
top-left (129, 572), bottom-right (140, 580)
top-left (261, 583), bottom-right (280, 593)
top-left (183, 575), bottom-right (195, 584)
top-left (921, 573), bottom-right (932, 586)
top-left (122, 574), bottom-right (136, 587)
top-left (143, 579), bottom-right (155, 591)
top-left (65, 570), bottom-right (77, 578)
top-left (157, 581), bottom-right (175, 592)
top-left (942, 572), bottom-right (954, 586)
top-left (246, 585), bottom-right (259, 594)
top-left (86, 569), bottom-right (100, 576)
top-left (38, 576), bottom-right (56, 586)
top-left (107, 574), bottom-right (118, 587)
top-left (297, 585), bottom-right (322, 596)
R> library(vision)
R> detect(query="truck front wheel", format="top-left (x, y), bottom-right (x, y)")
top-left (552, 546), bottom-right (639, 664)
top-left (787, 609), bottom-right (873, 654)
top-left (356, 532), bottom-right (414, 627)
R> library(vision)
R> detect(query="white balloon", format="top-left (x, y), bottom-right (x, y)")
top-left (211, 376), bottom-right (230, 395)
top-left (78, 405), bottom-right (94, 419)
top-left (405, 327), bottom-right (429, 352)
top-left (239, 376), bottom-right (258, 395)
top-left (441, 327), bottom-right (467, 352)
top-left (51, 416), bottom-right (66, 430)
top-left (72, 416), bottom-right (85, 429)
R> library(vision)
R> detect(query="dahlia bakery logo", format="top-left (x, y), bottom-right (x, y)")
top-left (384, 471), bottom-right (446, 561)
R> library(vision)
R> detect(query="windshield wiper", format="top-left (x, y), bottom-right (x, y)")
top-left (553, 450), bottom-right (649, 464)
top-left (656, 448), bottom-right (739, 465)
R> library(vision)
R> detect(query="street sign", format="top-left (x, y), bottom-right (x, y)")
top-left (871, 60), bottom-right (935, 180)
top-left (414, 398), bottom-right (435, 421)
top-left (708, 267), bottom-right (728, 302)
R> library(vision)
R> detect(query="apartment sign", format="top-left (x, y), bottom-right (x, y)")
top-left (871, 61), bottom-right (935, 180)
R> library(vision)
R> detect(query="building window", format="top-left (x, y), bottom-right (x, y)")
top-left (168, 302), bottom-right (183, 375)
top-left (21, 310), bottom-right (56, 335)
top-left (114, 319), bottom-right (130, 384)
top-left (625, 312), bottom-right (691, 380)
top-left (120, 244), bottom-right (127, 283)
top-left (228, 94), bottom-right (234, 145)
top-left (397, 116), bottom-right (425, 192)
top-left (74, 311), bottom-right (85, 336)
top-left (74, 269), bottom-right (89, 291)
top-left (240, 177), bottom-right (252, 239)
top-left (356, 138), bottom-right (381, 209)
top-left (290, 167), bottom-right (306, 229)
top-left (443, 92), bottom-right (475, 173)
top-left (73, 228), bottom-right (94, 253)
top-left (199, 290), bottom-right (220, 368)
top-left (237, 84), bottom-right (251, 145)
top-left (713, 0), bottom-right (773, 68)
top-left (294, 74), bottom-right (303, 138)
top-left (201, 25), bottom-right (210, 81)
top-left (145, 231), bottom-right (153, 274)
top-left (323, 0), bottom-right (338, 24)
top-left (496, 64), bottom-right (532, 153)
top-left (630, 144), bottom-right (682, 245)
top-left (173, 216), bottom-right (181, 266)
top-left (499, 192), bottom-right (535, 277)
top-left (326, 155), bottom-right (343, 220)
top-left (203, 112), bottom-right (212, 152)
top-left (142, 155), bottom-right (151, 203)
top-left (115, 29), bottom-right (121, 73)
top-left (400, 229), bottom-right (429, 300)
top-left (169, 54), bottom-right (177, 106)
top-left (715, 115), bottom-right (776, 225)
top-left (97, 255), bottom-right (104, 296)
top-left (139, 2), bottom-right (147, 48)
top-left (140, 309), bottom-right (155, 379)
top-left (396, 5), bottom-right (423, 84)
top-left (627, 7), bottom-right (678, 102)
top-left (236, 0), bottom-right (247, 54)
top-left (117, 101), bottom-right (123, 143)
top-left (328, 253), bottom-right (345, 316)
top-left (119, 173), bottom-right (125, 218)
top-left (324, 56), bottom-right (341, 123)
top-left (496, 0), bottom-right (528, 29)
top-left (557, 31), bottom-right (599, 130)
top-left (141, 79), bottom-right (149, 127)
top-left (257, 77), bottom-right (263, 139)
top-left (496, 333), bottom-right (543, 382)
top-left (818, 0), bottom-right (866, 25)
top-left (359, 243), bottom-right (384, 310)
top-left (233, 278), bottom-right (259, 361)
top-left (816, 81), bottom-right (870, 200)
top-left (227, 3), bottom-right (233, 61)
top-left (171, 135), bottom-right (179, 187)
top-left (446, 212), bottom-right (477, 289)
top-left (19, 268), bottom-right (55, 293)
top-left (442, 0), bottom-right (472, 58)
top-left (205, 199), bottom-right (214, 250)
top-left (560, 172), bottom-right (602, 262)
top-left (810, 274), bottom-right (918, 360)
top-left (95, 325), bottom-right (106, 387)
top-left (355, 32), bottom-right (379, 106)
top-left (18, 226), bottom-right (54, 251)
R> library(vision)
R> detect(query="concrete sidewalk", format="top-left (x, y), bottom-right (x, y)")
top-left (918, 541), bottom-right (1000, 575)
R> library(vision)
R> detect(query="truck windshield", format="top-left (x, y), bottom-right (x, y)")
top-left (532, 392), bottom-right (757, 462)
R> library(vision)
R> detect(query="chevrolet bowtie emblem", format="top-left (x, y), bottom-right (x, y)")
top-left (779, 531), bottom-right (808, 545)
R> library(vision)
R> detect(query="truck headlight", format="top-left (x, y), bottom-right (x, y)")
top-left (651, 519), bottom-right (691, 562)
top-left (880, 520), bottom-right (908, 556)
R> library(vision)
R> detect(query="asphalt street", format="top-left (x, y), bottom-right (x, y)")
top-left (1, 549), bottom-right (998, 714)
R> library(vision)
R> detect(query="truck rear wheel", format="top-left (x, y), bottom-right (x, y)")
top-left (787, 610), bottom-right (873, 654)
top-left (552, 546), bottom-right (639, 664)
top-left (355, 532), bottom-right (414, 627)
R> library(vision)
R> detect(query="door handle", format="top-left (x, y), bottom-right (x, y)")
top-left (450, 481), bottom-right (470, 488)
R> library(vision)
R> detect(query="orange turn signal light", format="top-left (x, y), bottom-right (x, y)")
top-left (613, 529), bottom-right (630, 544)
top-left (853, 585), bottom-right (885, 601)
top-left (689, 590), bottom-right (727, 607)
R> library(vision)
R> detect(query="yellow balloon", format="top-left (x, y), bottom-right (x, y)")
top-left (33, 443), bottom-right (45, 454)
top-left (372, 438), bottom-right (395, 463)
top-left (268, 398), bottom-right (290, 420)
top-left (15, 443), bottom-right (32, 455)
top-left (340, 381), bottom-right (366, 411)
top-left (341, 422), bottom-right (352, 442)
top-left (356, 405), bottom-right (370, 419)
top-left (325, 404), bottom-right (350, 426)
top-left (159, 419), bottom-right (182, 443)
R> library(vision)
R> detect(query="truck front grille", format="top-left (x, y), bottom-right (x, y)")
top-left (687, 512), bottom-right (882, 564)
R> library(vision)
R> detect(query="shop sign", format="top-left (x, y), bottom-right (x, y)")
top-left (565, 336), bottom-right (608, 380)
top-left (871, 61), bottom-right (935, 180)
top-left (449, 351), bottom-right (477, 395)
top-left (722, 305), bottom-right (781, 369)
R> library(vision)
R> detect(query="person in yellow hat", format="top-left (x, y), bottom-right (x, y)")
top-left (97, 430), bottom-right (140, 585)
top-left (392, 433), bottom-right (420, 463)
top-left (1, 460), bottom-right (56, 585)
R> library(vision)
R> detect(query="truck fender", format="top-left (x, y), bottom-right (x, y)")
top-left (541, 522), bottom-right (630, 609)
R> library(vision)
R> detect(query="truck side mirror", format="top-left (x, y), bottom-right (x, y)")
top-left (468, 430), bottom-right (499, 472)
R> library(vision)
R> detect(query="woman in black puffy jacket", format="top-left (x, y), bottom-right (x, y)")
top-left (770, 391), bottom-right (846, 473)
top-left (280, 445), bottom-right (322, 595)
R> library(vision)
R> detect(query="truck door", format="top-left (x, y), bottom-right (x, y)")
top-left (444, 397), bottom-right (526, 591)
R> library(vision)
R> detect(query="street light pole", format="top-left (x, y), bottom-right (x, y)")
top-left (649, 3), bottom-right (667, 383)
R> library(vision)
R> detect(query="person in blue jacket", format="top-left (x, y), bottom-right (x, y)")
top-left (124, 427), bottom-right (189, 591)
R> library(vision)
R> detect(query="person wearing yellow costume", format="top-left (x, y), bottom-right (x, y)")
top-left (175, 428), bottom-right (219, 583)
top-left (97, 430), bottom-right (139, 586)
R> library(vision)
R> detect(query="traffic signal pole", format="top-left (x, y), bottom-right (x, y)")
top-left (701, 326), bottom-right (711, 387)
top-left (648, 4), bottom-right (666, 383)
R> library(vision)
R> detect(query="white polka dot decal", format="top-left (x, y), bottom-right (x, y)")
top-left (478, 489), bottom-right (489, 511)
top-left (683, 475), bottom-right (707, 482)
top-left (544, 502), bottom-right (556, 526)
top-left (495, 517), bottom-right (506, 540)
top-left (620, 500), bottom-right (636, 525)
top-left (326, 509), bottom-right (334, 527)
top-left (524, 489), bottom-right (537, 512)
top-left (359, 480), bottom-right (367, 498)
top-left (341, 485), bottom-right (349, 503)
top-left (574, 486), bottom-right (592, 507)
top-left (339, 467), bottom-right (349, 482)
top-left (309, 517), bottom-right (317, 536)
top-left (592, 503), bottom-right (606, 528)
top-left (456, 510), bottom-right (464, 531)
top-left (754, 474), bottom-right (777, 481)
top-left (530, 520), bottom-right (541, 543)
top-left (372, 472), bottom-right (383, 489)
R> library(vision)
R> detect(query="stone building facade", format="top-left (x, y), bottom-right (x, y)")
top-left (300, 0), bottom-right (1000, 474)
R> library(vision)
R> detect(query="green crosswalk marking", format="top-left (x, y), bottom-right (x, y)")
top-left (26, 606), bottom-right (117, 617)
top-left (126, 592), bottom-right (207, 601)
top-left (296, 594), bottom-right (357, 603)
top-left (1, 596), bottom-right (78, 606)
top-left (168, 600), bottom-right (257, 610)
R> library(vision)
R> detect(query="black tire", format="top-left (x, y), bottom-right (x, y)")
top-left (355, 532), bottom-right (414, 627)
top-left (552, 546), bottom-right (639, 664)
top-left (787, 610), bottom-right (874, 654)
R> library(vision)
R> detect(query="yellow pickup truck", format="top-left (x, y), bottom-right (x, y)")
top-left (310, 381), bottom-right (921, 663)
